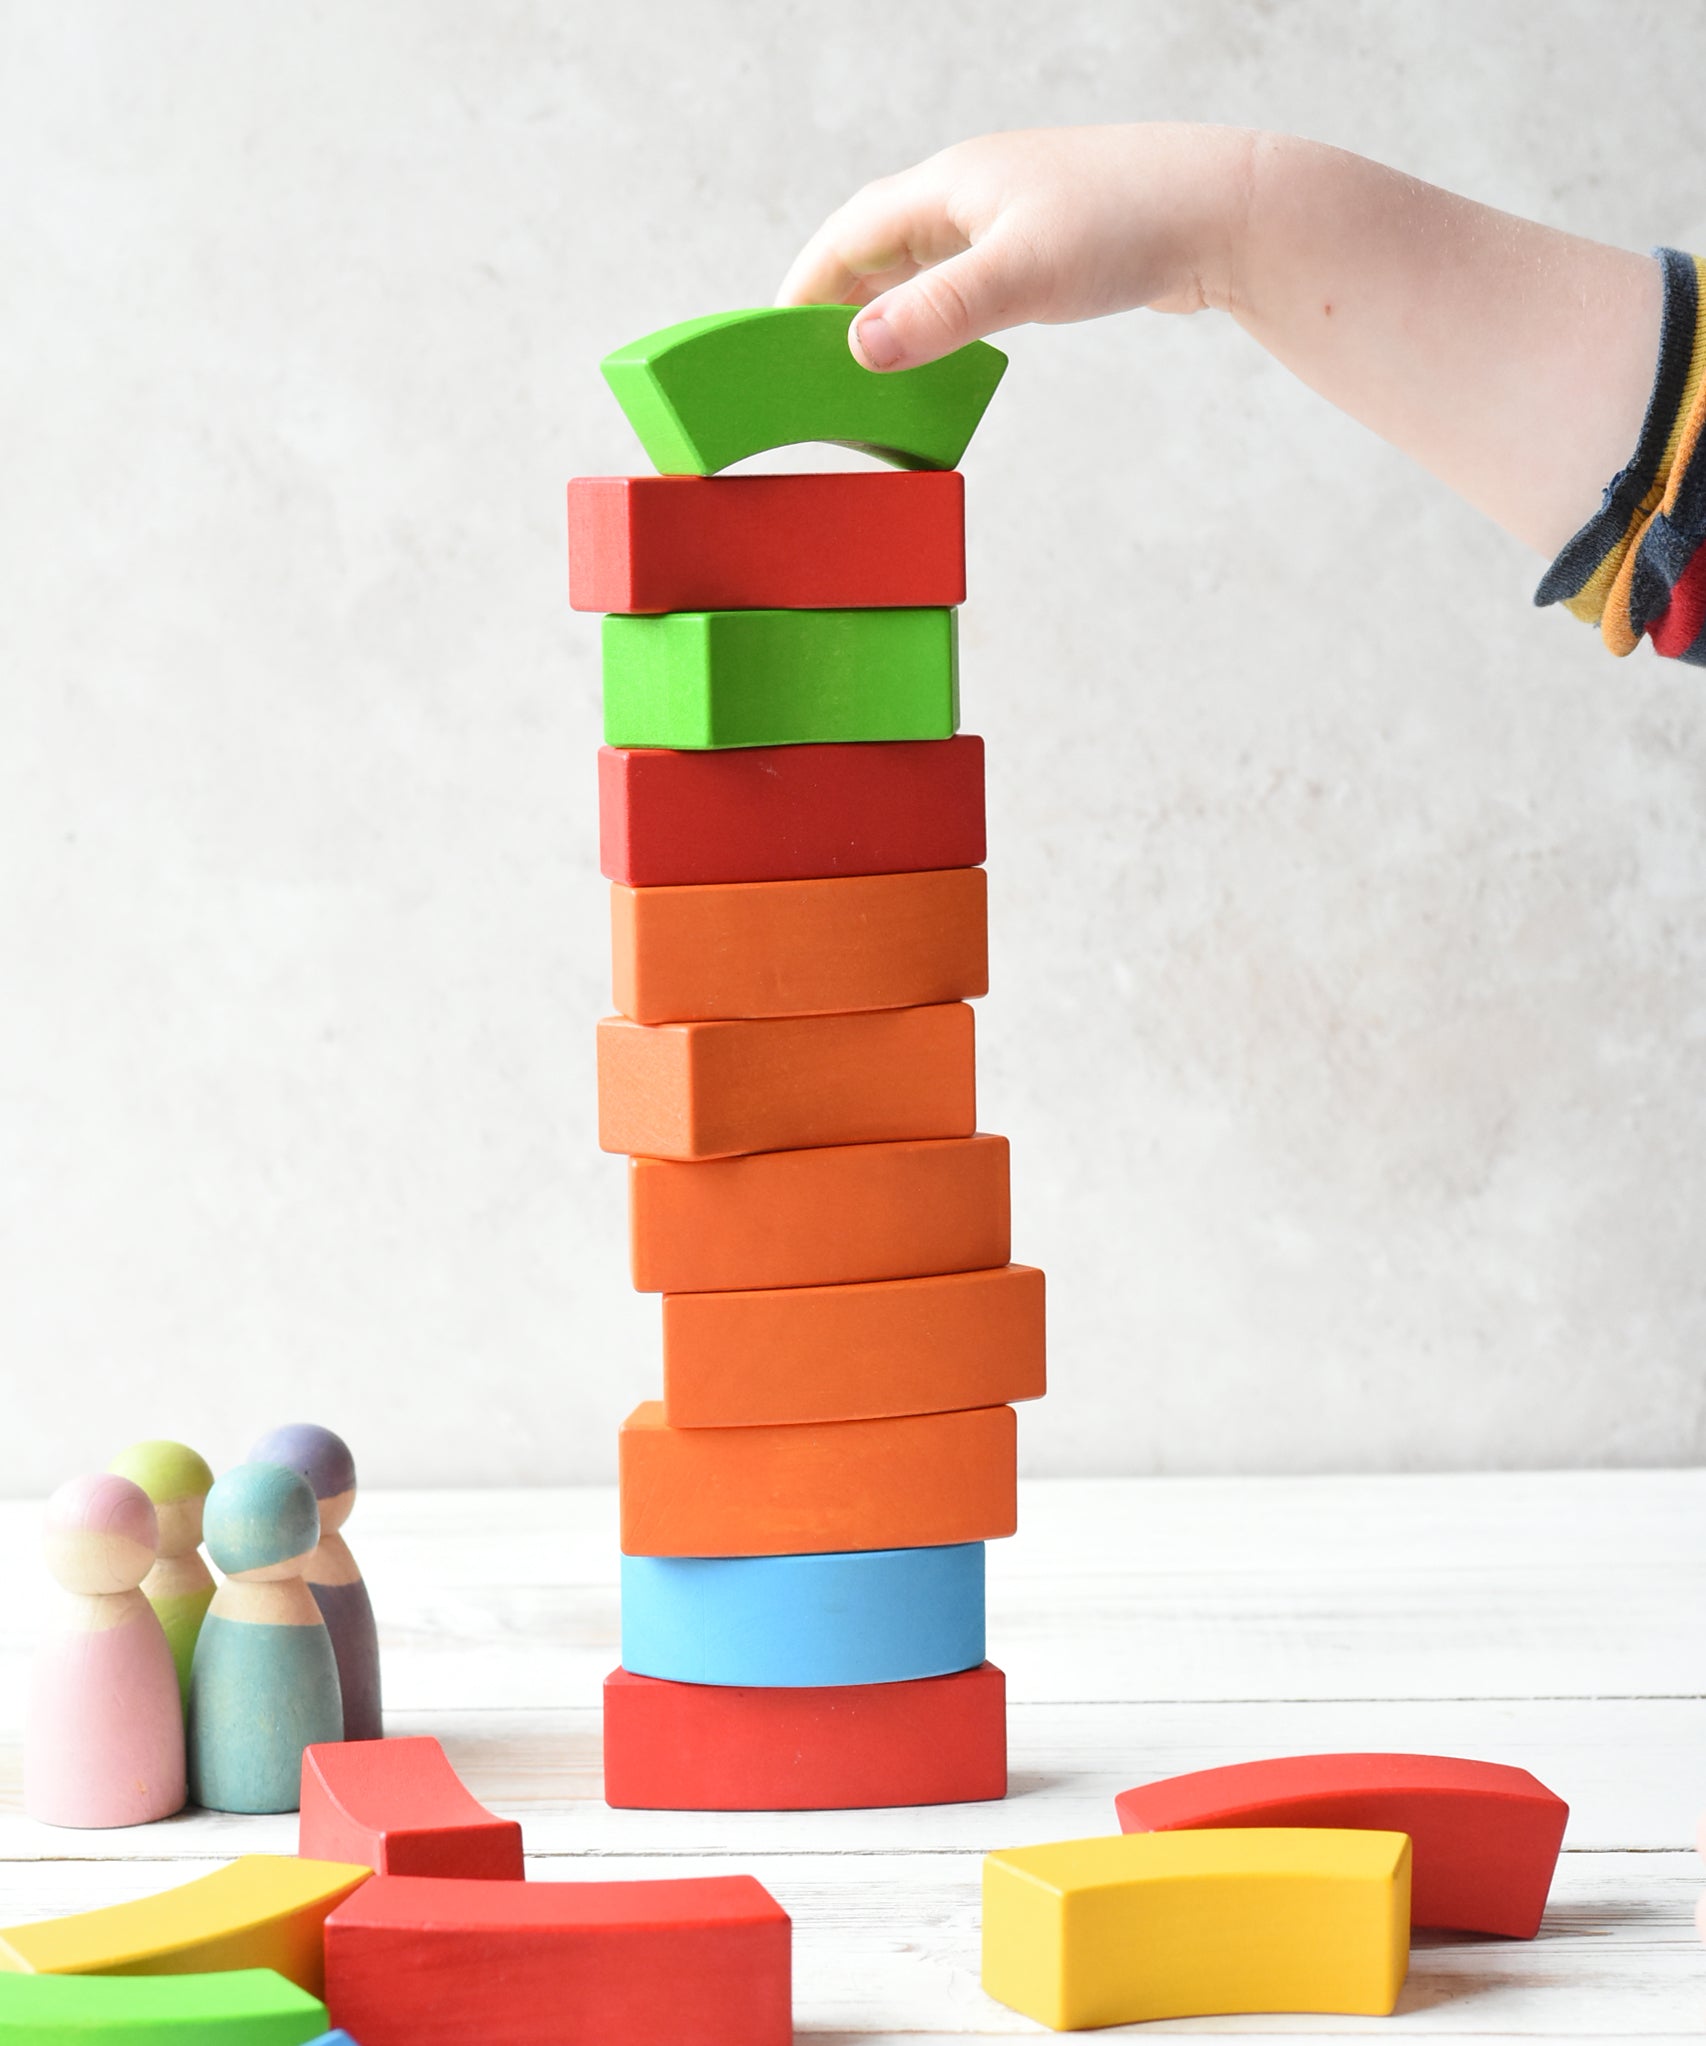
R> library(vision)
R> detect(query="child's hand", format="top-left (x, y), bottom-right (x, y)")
top-left (777, 125), bottom-right (1254, 373)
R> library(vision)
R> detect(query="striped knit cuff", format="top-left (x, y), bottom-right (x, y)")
top-left (1535, 248), bottom-right (1706, 661)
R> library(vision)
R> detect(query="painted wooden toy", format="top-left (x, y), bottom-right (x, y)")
top-left (0, 1854), bottom-right (370, 1994)
top-left (299, 1737), bottom-right (523, 1880)
top-left (188, 1465), bottom-right (343, 1814)
top-left (981, 1828), bottom-right (1412, 2029)
top-left (248, 1425), bottom-right (381, 1742)
top-left (108, 1439), bottom-right (216, 1708)
top-left (1114, 1751), bottom-right (1569, 1938)
top-left (0, 1966), bottom-right (329, 2042)
top-left (24, 1472), bottom-right (186, 1830)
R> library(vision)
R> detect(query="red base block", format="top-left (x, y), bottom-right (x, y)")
top-left (299, 1736), bottom-right (524, 1880)
top-left (603, 1661), bottom-right (1007, 1811)
top-left (1114, 1752), bottom-right (1569, 1938)
top-left (324, 1872), bottom-right (790, 2046)
top-left (568, 471), bottom-right (965, 613)
top-left (600, 736), bottom-right (985, 888)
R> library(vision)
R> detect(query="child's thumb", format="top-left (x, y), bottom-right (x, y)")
top-left (850, 240), bottom-right (1027, 372)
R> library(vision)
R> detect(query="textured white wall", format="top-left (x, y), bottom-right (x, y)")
top-left (4, 0), bottom-right (1704, 1494)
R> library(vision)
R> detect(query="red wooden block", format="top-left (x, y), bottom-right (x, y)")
top-left (603, 1663), bottom-right (1006, 1811)
top-left (299, 1736), bottom-right (524, 1881)
top-left (568, 472), bottom-right (965, 613)
top-left (599, 736), bottom-right (985, 888)
top-left (324, 1872), bottom-right (790, 2046)
top-left (1114, 1752), bottom-right (1568, 1938)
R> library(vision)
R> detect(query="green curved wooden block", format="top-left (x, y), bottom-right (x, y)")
top-left (603, 607), bottom-right (958, 749)
top-left (0, 1965), bottom-right (327, 2042)
top-left (601, 307), bottom-right (1006, 474)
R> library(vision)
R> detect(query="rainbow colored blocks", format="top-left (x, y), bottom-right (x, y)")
top-left (572, 310), bottom-right (1039, 1812)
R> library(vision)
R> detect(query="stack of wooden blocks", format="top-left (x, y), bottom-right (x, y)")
top-left (569, 306), bottom-right (1045, 1812)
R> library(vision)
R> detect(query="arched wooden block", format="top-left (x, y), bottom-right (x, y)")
top-left (1114, 1752), bottom-right (1569, 1938)
top-left (603, 1662), bottom-right (1006, 1811)
top-left (619, 1401), bottom-right (1016, 1557)
top-left (0, 1856), bottom-right (371, 1995)
top-left (600, 307), bottom-right (1006, 475)
top-left (597, 1003), bottom-right (976, 1161)
top-left (323, 1873), bottom-right (790, 2046)
top-left (299, 1737), bottom-right (524, 1882)
top-left (568, 472), bottom-right (965, 613)
top-left (621, 1543), bottom-right (984, 1687)
top-left (982, 1829), bottom-right (1411, 2030)
top-left (602, 607), bottom-right (957, 751)
top-left (599, 737), bottom-right (986, 889)
top-left (0, 1967), bottom-right (327, 2042)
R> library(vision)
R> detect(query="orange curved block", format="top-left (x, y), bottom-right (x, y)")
top-left (300, 1737), bottom-right (524, 1881)
top-left (0, 1856), bottom-right (370, 1995)
top-left (611, 867), bottom-right (988, 1024)
top-left (618, 1401), bottom-right (1017, 1557)
top-left (663, 1264), bottom-right (1045, 1427)
top-left (597, 1004), bottom-right (975, 1161)
top-left (1115, 1752), bottom-right (1568, 1938)
top-left (630, 1134), bottom-right (1010, 1293)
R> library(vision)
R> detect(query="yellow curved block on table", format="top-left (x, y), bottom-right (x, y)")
top-left (0, 1855), bottom-right (370, 1997)
top-left (982, 1828), bottom-right (1411, 2030)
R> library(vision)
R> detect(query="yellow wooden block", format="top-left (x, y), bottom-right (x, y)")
top-left (981, 1828), bottom-right (1411, 2029)
top-left (0, 1855), bottom-right (370, 1996)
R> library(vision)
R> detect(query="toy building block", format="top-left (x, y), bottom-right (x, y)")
top-left (108, 1439), bottom-right (217, 1709)
top-left (981, 1829), bottom-right (1411, 2030)
top-left (0, 1856), bottom-right (371, 1995)
top-left (300, 1737), bottom-right (524, 1881)
top-left (621, 1542), bottom-right (985, 1687)
top-left (603, 1662), bottom-right (1006, 1811)
top-left (600, 736), bottom-right (986, 888)
top-left (568, 471), bottom-right (964, 613)
top-left (603, 606), bottom-right (957, 750)
top-left (305, 2035), bottom-right (363, 2046)
top-left (663, 1262), bottom-right (1045, 1427)
top-left (612, 867), bottom-right (987, 1025)
top-left (601, 306), bottom-right (1006, 474)
top-left (1114, 1751), bottom-right (1569, 1939)
top-left (323, 1872), bottom-right (790, 2046)
top-left (597, 1002), bottom-right (976, 1161)
top-left (631, 1133), bottom-right (1010, 1293)
top-left (0, 1967), bottom-right (329, 2043)
top-left (619, 1401), bottom-right (1016, 1557)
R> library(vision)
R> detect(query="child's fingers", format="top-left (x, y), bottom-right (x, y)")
top-left (775, 167), bottom-right (967, 310)
top-left (849, 230), bottom-right (1038, 371)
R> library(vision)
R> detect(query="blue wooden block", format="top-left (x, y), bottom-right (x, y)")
top-left (620, 1543), bottom-right (985, 1687)
top-left (306, 2032), bottom-right (363, 2045)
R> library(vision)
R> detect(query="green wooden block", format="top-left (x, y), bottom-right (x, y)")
top-left (601, 307), bottom-right (1006, 475)
top-left (603, 607), bottom-right (958, 750)
top-left (0, 1966), bottom-right (327, 2042)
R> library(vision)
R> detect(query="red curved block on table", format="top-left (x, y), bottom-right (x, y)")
top-left (299, 1737), bottom-right (524, 1881)
top-left (568, 472), bottom-right (965, 613)
top-left (1114, 1752), bottom-right (1567, 1938)
top-left (599, 737), bottom-right (985, 888)
top-left (603, 1662), bottom-right (1006, 1811)
top-left (324, 1872), bottom-right (790, 2046)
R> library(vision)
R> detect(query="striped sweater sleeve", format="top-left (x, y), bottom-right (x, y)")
top-left (1535, 248), bottom-right (1706, 661)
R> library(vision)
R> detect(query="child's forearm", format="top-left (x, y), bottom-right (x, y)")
top-left (1225, 135), bottom-right (1660, 555)
top-left (780, 126), bottom-right (1662, 557)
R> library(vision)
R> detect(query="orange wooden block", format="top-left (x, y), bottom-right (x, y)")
top-left (619, 1401), bottom-right (1018, 1556)
top-left (598, 1005), bottom-right (975, 1161)
top-left (611, 868), bottom-right (988, 1024)
top-left (663, 1265), bottom-right (1046, 1427)
top-left (629, 1134), bottom-right (1010, 1293)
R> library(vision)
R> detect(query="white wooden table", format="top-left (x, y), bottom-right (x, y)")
top-left (2, 1472), bottom-right (1702, 2040)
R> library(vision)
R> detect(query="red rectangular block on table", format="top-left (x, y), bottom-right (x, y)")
top-left (603, 1662), bottom-right (1007, 1811)
top-left (300, 1736), bottom-right (523, 1880)
top-left (324, 1872), bottom-right (790, 2046)
top-left (600, 736), bottom-right (986, 887)
top-left (1114, 1752), bottom-right (1569, 1939)
top-left (569, 471), bottom-right (965, 612)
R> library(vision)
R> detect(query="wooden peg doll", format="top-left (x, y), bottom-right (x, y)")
top-left (108, 1438), bottom-right (216, 1708)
